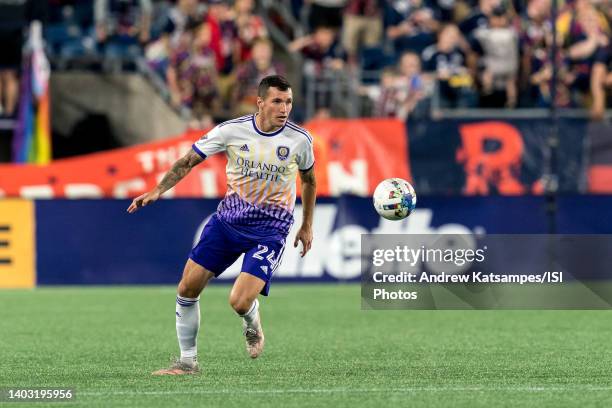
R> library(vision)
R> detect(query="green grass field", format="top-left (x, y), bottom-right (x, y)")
top-left (2, 284), bottom-right (612, 407)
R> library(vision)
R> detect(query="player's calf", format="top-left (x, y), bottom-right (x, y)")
top-left (236, 298), bottom-right (265, 358)
top-left (230, 273), bottom-right (267, 358)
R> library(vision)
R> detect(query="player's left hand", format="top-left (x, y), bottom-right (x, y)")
top-left (294, 225), bottom-right (313, 257)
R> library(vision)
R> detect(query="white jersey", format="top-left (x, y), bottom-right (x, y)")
top-left (192, 114), bottom-right (315, 239)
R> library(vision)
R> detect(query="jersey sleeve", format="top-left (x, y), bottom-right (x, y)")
top-left (192, 125), bottom-right (227, 158)
top-left (297, 136), bottom-right (315, 171)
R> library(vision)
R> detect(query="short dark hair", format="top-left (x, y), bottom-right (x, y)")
top-left (258, 75), bottom-right (291, 98)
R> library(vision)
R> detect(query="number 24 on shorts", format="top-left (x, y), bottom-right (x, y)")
top-left (252, 244), bottom-right (280, 270)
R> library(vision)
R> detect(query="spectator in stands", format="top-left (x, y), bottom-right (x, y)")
top-left (529, 36), bottom-right (573, 108)
top-left (145, 0), bottom-right (204, 76)
top-left (210, 2), bottom-right (241, 108)
top-left (167, 20), bottom-right (219, 128)
top-left (218, 2), bottom-right (239, 76)
top-left (205, 0), bottom-right (237, 73)
top-left (307, 0), bottom-right (346, 30)
top-left (430, 0), bottom-right (457, 22)
top-left (290, 25), bottom-right (347, 71)
top-left (374, 67), bottom-right (402, 117)
top-left (342, 0), bottom-right (384, 63)
top-left (232, 38), bottom-right (285, 116)
top-left (458, 0), bottom-right (500, 37)
top-left (470, 5), bottom-right (519, 107)
top-left (374, 51), bottom-right (427, 119)
top-left (396, 50), bottom-right (427, 117)
top-left (234, 0), bottom-right (268, 63)
top-left (290, 25), bottom-right (345, 62)
top-left (385, 0), bottom-right (439, 56)
top-left (520, 0), bottom-right (569, 108)
top-left (163, 0), bottom-right (204, 47)
top-left (204, 0), bottom-right (239, 109)
top-left (518, 0), bottom-right (551, 107)
top-left (591, 45), bottom-right (612, 119)
top-left (45, 0), bottom-right (95, 60)
top-left (557, 0), bottom-right (610, 108)
top-left (289, 25), bottom-right (347, 117)
top-left (94, 0), bottom-right (153, 62)
top-left (422, 24), bottom-right (476, 108)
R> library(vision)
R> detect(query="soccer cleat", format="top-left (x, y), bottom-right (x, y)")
top-left (151, 359), bottom-right (200, 376)
top-left (244, 327), bottom-right (265, 359)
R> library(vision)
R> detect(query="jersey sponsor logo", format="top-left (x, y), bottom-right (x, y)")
top-left (240, 144), bottom-right (250, 152)
top-left (236, 157), bottom-right (286, 174)
top-left (235, 157), bottom-right (287, 182)
top-left (276, 146), bottom-right (290, 161)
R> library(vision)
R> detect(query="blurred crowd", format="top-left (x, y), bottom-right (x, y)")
top-left (2, 0), bottom-right (612, 123)
top-left (143, 0), bottom-right (277, 127)
top-left (41, 0), bottom-right (277, 127)
top-left (290, 0), bottom-right (612, 120)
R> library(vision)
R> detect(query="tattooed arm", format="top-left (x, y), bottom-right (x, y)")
top-left (127, 149), bottom-right (203, 213)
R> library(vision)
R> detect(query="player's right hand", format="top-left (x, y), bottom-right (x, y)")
top-left (127, 190), bottom-right (161, 213)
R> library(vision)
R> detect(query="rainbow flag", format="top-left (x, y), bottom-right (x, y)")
top-left (13, 21), bottom-right (51, 164)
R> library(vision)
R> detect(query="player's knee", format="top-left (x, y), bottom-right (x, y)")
top-left (229, 293), bottom-right (251, 315)
top-left (177, 280), bottom-right (200, 299)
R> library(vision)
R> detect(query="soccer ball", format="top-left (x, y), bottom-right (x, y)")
top-left (373, 178), bottom-right (417, 220)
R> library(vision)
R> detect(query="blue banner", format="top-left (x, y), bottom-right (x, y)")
top-left (35, 196), bottom-right (612, 285)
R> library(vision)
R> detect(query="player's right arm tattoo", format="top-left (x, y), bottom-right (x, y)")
top-left (156, 150), bottom-right (204, 194)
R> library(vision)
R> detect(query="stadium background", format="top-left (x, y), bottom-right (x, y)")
top-left (1, 0), bottom-right (612, 407)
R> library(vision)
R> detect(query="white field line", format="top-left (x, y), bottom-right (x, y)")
top-left (79, 386), bottom-right (612, 397)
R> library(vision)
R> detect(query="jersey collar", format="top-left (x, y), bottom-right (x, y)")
top-left (252, 113), bottom-right (286, 137)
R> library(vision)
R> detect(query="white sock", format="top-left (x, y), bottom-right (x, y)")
top-left (176, 295), bottom-right (200, 365)
top-left (240, 298), bottom-right (260, 329)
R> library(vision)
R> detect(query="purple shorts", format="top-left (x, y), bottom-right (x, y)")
top-left (189, 214), bottom-right (286, 296)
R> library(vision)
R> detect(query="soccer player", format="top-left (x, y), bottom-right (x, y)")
top-left (127, 75), bottom-right (316, 375)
